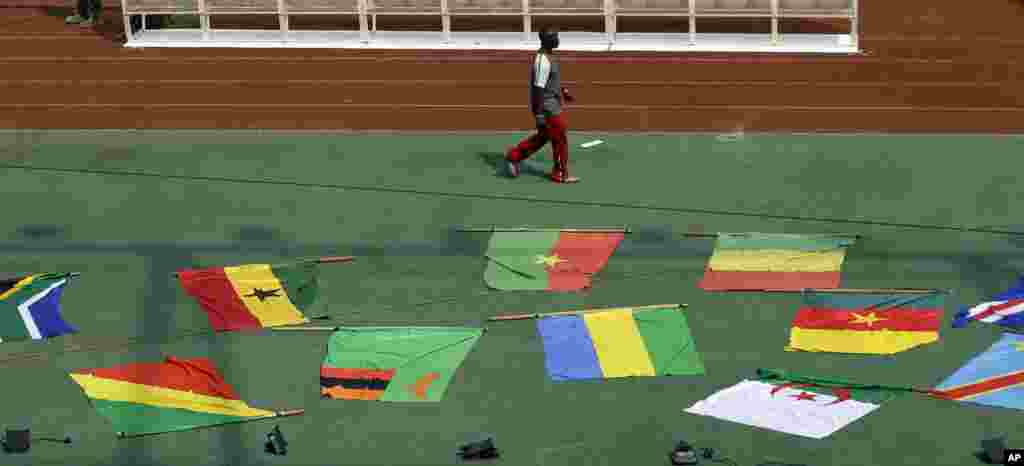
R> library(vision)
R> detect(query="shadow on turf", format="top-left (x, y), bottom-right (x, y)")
top-left (476, 152), bottom-right (548, 179)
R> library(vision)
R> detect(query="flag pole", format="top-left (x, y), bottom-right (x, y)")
top-left (682, 233), bottom-right (865, 239)
top-left (115, 409), bottom-right (305, 440)
top-left (756, 369), bottom-right (937, 395)
top-left (272, 325), bottom-right (490, 332)
top-left (761, 288), bottom-right (946, 294)
top-left (457, 226), bottom-right (631, 233)
top-left (488, 303), bottom-right (685, 322)
top-left (172, 256), bottom-right (355, 277)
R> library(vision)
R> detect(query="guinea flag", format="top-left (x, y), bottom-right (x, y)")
top-left (320, 327), bottom-right (484, 402)
top-left (786, 292), bottom-right (944, 355)
top-left (699, 233), bottom-right (855, 291)
top-left (483, 231), bottom-right (624, 291)
top-left (69, 356), bottom-right (279, 436)
top-left (177, 261), bottom-right (318, 332)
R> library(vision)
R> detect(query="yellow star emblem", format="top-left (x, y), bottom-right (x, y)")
top-left (535, 254), bottom-right (567, 268)
top-left (849, 312), bottom-right (888, 327)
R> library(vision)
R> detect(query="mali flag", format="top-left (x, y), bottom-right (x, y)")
top-left (320, 327), bottom-right (484, 402)
top-left (933, 333), bottom-right (1024, 411)
top-left (0, 273), bottom-right (77, 342)
top-left (699, 233), bottom-right (855, 291)
top-left (786, 291), bottom-right (944, 355)
top-left (536, 305), bottom-right (704, 381)
top-left (483, 231), bottom-right (624, 291)
top-left (177, 260), bottom-right (318, 331)
top-left (69, 356), bottom-right (277, 436)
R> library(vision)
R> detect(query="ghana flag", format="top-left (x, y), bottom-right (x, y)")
top-left (699, 233), bottom-right (856, 291)
top-left (69, 356), bottom-right (280, 436)
top-left (320, 327), bottom-right (483, 402)
top-left (0, 272), bottom-right (77, 342)
top-left (536, 305), bottom-right (704, 381)
top-left (786, 291), bottom-right (944, 355)
top-left (177, 260), bottom-right (318, 331)
top-left (933, 333), bottom-right (1024, 411)
top-left (483, 230), bottom-right (624, 291)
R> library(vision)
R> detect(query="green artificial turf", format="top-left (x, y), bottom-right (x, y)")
top-left (0, 130), bottom-right (1021, 466)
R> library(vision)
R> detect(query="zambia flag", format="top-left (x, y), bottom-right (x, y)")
top-left (699, 233), bottom-right (855, 291)
top-left (933, 333), bottom-right (1024, 411)
top-left (69, 356), bottom-right (278, 436)
top-left (786, 291), bottom-right (944, 354)
top-left (536, 305), bottom-right (704, 381)
top-left (483, 231), bottom-right (624, 291)
top-left (320, 327), bottom-right (483, 402)
top-left (0, 273), bottom-right (77, 342)
top-left (177, 261), bottom-right (318, 331)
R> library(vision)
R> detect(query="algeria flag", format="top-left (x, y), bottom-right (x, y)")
top-left (684, 379), bottom-right (887, 439)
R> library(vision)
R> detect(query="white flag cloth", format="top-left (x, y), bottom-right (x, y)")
top-left (684, 380), bottom-right (881, 439)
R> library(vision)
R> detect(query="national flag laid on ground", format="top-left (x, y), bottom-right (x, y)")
top-left (786, 291), bottom-right (944, 354)
top-left (698, 233), bottom-right (856, 291)
top-left (177, 260), bottom-right (319, 331)
top-left (684, 371), bottom-right (897, 439)
top-left (69, 356), bottom-right (282, 436)
top-left (0, 272), bottom-right (77, 342)
top-left (932, 333), bottom-right (1024, 411)
top-left (952, 277), bottom-right (1024, 329)
top-left (483, 231), bottom-right (624, 291)
top-left (536, 305), bottom-right (704, 381)
top-left (320, 327), bottom-right (484, 402)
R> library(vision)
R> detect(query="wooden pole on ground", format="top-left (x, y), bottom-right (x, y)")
top-left (116, 409), bottom-right (304, 439)
top-left (682, 233), bottom-right (864, 239)
top-left (762, 288), bottom-right (946, 294)
top-left (457, 226), bottom-right (631, 233)
top-left (172, 256), bottom-right (354, 277)
top-left (488, 303), bottom-right (685, 322)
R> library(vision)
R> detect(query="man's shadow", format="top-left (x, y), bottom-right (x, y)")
top-left (477, 152), bottom-right (549, 178)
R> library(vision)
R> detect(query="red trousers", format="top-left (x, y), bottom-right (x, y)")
top-left (508, 113), bottom-right (569, 181)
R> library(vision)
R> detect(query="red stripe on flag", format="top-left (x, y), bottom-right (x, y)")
top-left (546, 232), bottom-right (624, 291)
top-left (792, 307), bottom-right (943, 331)
top-left (699, 270), bottom-right (841, 291)
top-left (320, 367), bottom-right (396, 380)
top-left (72, 357), bottom-right (241, 400)
top-left (178, 267), bottom-right (262, 331)
top-left (934, 370), bottom-right (1024, 400)
top-left (971, 299), bottom-right (1024, 322)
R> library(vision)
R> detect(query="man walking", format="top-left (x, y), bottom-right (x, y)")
top-left (505, 27), bottom-right (579, 184)
top-left (66, 0), bottom-right (103, 26)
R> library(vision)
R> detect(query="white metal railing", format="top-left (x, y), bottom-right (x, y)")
top-left (121, 0), bottom-right (858, 47)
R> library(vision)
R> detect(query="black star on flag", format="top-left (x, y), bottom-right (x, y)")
top-left (245, 288), bottom-right (281, 302)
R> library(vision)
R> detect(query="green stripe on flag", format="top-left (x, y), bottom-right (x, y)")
top-left (271, 261), bottom-right (319, 311)
top-left (716, 233), bottom-right (856, 251)
top-left (633, 307), bottom-right (705, 376)
top-left (88, 399), bottom-right (261, 436)
top-left (483, 231), bottom-right (560, 290)
top-left (802, 292), bottom-right (945, 309)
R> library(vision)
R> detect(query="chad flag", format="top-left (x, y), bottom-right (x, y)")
top-left (177, 261), bottom-right (318, 332)
top-left (786, 292), bottom-right (944, 355)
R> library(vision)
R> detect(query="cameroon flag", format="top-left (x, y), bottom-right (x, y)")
top-left (320, 327), bottom-right (483, 402)
top-left (786, 292), bottom-right (944, 354)
top-left (177, 261), bottom-right (318, 332)
top-left (699, 233), bottom-right (856, 291)
top-left (484, 231), bottom-right (624, 291)
top-left (69, 356), bottom-right (278, 436)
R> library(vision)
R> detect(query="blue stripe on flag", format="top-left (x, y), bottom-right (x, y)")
top-left (22, 281), bottom-right (76, 339)
top-left (536, 315), bottom-right (603, 381)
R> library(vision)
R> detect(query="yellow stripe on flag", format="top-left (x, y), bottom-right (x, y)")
top-left (583, 309), bottom-right (656, 378)
top-left (0, 275), bottom-right (36, 301)
top-left (69, 374), bottom-right (275, 418)
top-left (786, 328), bottom-right (938, 355)
top-left (707, 249), bottom-right (846, 273)
top-left (223, 264), bottom-right (308, 328)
